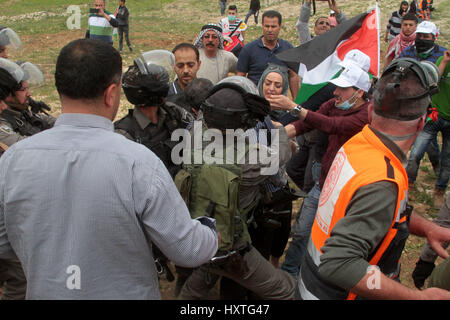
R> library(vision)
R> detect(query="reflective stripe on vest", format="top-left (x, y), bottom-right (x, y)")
top-left (299, 125), bottom-right (409, 300)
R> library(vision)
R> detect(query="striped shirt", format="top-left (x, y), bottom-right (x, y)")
top-left (386, 10), bottom-right (403, 41)
top-left (219, 17), bottom-right (247, 42)
top-left (88, 12), bottom-right (117, 44)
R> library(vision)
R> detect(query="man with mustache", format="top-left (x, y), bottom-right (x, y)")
top-left (168, 43), bottom-right (201, 97)
top-left (193, 24), bottom-right (237, 84)
top-left (0, 60), bottom-right (55, 147)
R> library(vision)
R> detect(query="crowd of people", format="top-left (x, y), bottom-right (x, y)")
top-left (0, 0), bottom-right (449, 300)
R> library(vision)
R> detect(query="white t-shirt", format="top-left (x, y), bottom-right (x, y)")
top-left (197, 48), bottom-right (238, 84)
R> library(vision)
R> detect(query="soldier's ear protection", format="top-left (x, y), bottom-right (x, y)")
top-left (373, 58), bottom-right (440, 120)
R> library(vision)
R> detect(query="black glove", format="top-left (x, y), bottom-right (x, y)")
top-left (29, 98), bottom-right (51, 114)
top-left (412, 258), bottom-right (435, 289)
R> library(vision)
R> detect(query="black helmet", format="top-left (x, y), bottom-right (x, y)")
top-left (122, 50), bottom-right (174, 107)
top-left (373, 58), bottom-right (440, 121)
top-left (202, 77), bottom-right (270, 130)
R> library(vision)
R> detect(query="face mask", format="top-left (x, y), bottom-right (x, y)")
top-left (228, 15), bottom-right (236, 21)
top-left (415, 38), bottom-right (434, 53)
top-left (336, 91), bottom-right (358, 110)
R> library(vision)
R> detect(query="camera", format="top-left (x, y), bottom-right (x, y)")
top-left (90, 8), bottom-right (100, 14)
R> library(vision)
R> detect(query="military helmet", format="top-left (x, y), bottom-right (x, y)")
top-left (202, 76), bottom-right (270, 130)
top-left (122, 50), bottom-right (174, 107)
top-left (373, 57), bottom-right (440, 121)
top-left (0, 27), bottom-right (23, 51)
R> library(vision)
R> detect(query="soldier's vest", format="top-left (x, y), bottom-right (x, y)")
top-left (114, 103), bottom-right (185, 178)
top-left (174, 142), bottom-right (259, 253)
top-left (1, 108), bottom-right (52, 137)
top-left (299, 125), bottom-right (411, 300)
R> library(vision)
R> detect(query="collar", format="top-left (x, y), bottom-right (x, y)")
top-left (55, 113), bottom-right (114, 131)
top-left (369, 125), bottom-right (407, 164)
top-left (133, 106), bottom-right (166, 129)
top-left (258, 36), bottom-right (280, 50)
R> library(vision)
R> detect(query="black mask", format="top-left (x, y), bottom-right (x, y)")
top-left (415, 38), bottom-right (434, 53)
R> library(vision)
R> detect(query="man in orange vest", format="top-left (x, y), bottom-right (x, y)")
top-left (297, 58), bottom-right (450, 300)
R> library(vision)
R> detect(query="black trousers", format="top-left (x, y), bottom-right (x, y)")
top-left (118, 25), bottom-right (132, 50)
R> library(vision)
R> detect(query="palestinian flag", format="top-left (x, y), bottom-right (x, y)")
top-left (277, 5), bottom-right (380, 105)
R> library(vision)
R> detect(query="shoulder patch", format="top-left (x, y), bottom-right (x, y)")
top-left (0, 123), bottom-right (14, 134)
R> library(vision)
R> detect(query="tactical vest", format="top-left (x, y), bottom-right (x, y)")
top-left (114, 103), bottom-right (185, 178)
top-left (1, 108), bottom-right (52, 137)
top-left (174, 142), bottom-right (259, 253)
top-left (299, 125), bottom-right (411, 300)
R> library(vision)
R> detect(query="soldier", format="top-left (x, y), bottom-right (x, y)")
top-left (0, 26), bottom-right (23, 59)
top-left (0, 66), bottom-right (27, 299)
top-left (176, 79), bottom-right (296, 300)
top-left (0, 58), bottom-right (55, 147)
top-left (114, 50), bottom-right (194, 178)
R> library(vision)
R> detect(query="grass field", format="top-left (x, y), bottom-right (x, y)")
top-left (0, 0), bottom-right (448, 299)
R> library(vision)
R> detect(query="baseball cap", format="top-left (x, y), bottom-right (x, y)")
top-left (338, 49), bottom-right (371, 73)
top-left (329, 66), bottom-right (371, 92)
top-left (416, 21), bottom-right (438, 36)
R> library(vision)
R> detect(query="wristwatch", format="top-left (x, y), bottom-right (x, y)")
top-left (290, 104), bottom-right (303, 118)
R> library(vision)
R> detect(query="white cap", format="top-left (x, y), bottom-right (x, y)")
top-left (329, 66), bottom-right (371, 92)
top-left (416, 21), bottom-right (438, 36)
top-left (330, 10), bottom-right (335, 14)
top-left (338, 49), bottom-right (371, 73)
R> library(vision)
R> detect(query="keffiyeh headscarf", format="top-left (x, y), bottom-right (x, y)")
top-left (194, 24), bottom-right (224, 49)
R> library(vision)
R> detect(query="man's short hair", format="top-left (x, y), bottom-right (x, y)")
top-left (228, 5), bottom-right (237, 11)
top-left (184, 78), bottom-right (214, 111)
top-left (402, 12), bottom-right (418, 23)
top-left (262, 10), bottom-right (282, 25)
top-left (172, 43), bottom-right (200, 61)
top-left (55, 39), bottom-right (122, 100)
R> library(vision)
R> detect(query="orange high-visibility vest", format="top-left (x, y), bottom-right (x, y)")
top-left (299, 125), bottom-right (410, 300)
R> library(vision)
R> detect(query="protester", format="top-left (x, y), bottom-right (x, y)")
top-left (244, 0), bottom-right (260, 25)
top-left (116, 0), bottom-right (133, 53)
top-left (0, 39), bottom-right (218, 299)
top-left (385, 1), bottom-right (410, 43)
top-left (237, 10), bottom-right (299, 98)
top-left (385, 12), bottom-right (418, 65)
top-left (86, 0), bottom-right (119, 44)
top-left (296, 0), bottom-right (346, 45)
top-left (0, 67), bottom-right (26, 299)
top-left (279, 64), bottom-right (372, 278)
top-left (401, 22), bottom-right (447, 205)
top-left (168, 43), bottom-right (201, 97)
top-left (219, 5), bottom-right (247, 45)
top-left (194, 24), bottom-right (238, 84)
top-left (297, 57), bottom-right (450, 300)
